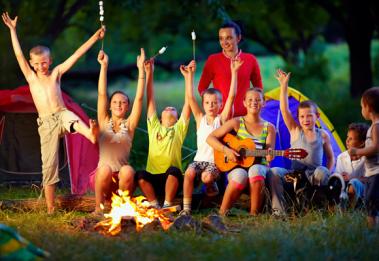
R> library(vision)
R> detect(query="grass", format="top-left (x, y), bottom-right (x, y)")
top-left (1, 187), bottom-right (379, 260)
top-left (1, 190), bottom-right (379, 260)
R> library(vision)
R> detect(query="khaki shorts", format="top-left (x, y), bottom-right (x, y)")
top-left (37, 109), bottom-right (80, 186)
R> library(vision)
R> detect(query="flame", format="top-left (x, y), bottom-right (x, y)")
top-left (96, 190), bottom-right (172, 235)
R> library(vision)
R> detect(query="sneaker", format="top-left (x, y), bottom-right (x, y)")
top-left (205, 182), bottom-right (219, 197)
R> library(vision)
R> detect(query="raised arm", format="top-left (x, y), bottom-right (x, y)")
top-left (55, 26), bottom-right (106, 75)
top-left (97, 50), bottom-right (109, 127)
top-left (220, 57), bottom-right (243, 123)
top-left (145, 59), bottom-right (156, 119)
top-left (2, 12), bottom-right (34, 80)
top-left (181, 60), bottom-right (202, 125)
top-left (206, 118), bottom-right (240, 162)
top-left (276, 69), bottom-right (298, 132)
top-left (322, 130), bottom-right (335, 171)
top-left (128, 48), bottom-right (146, 132)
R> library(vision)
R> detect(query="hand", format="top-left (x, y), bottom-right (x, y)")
top-left (231, 57), bottom-right (244, 72)
top-left (96, 25), bottom-right (106, 40)
top-left (266, 148), bottom-right (275, 163)
top-left (144, 59), bottom-right (154, 74)
top-left (275, 69), bottom-right (291, 87)
top-left (2, 12), bottom-right (17, 30)
top-left (136, 48), bottom-right (145, 69)
top-left (348, 147), bottom-right (358, 157)
top-left (179, 64), bottom-right (189, 77)
top-left (97, 50), bottom-right (108, 66)
top-left (225, 147), bottom-right (240, 163)
top-left (187, 60), bottom-right (196, 73)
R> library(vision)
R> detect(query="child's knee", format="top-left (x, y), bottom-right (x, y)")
top-left (313, 167), bottom-right (330, 185)
top-left (201, 172), bottom-right (214, 184)
top-left (184, 167), bottom-right (196, 180)
top-left (228, 169), bottom-right (248, 190)
top-left (166, 166), bottom-right (182, 180)
top-left (248, 165), bottom-right (267, 183)
top-left (271, 167), bottom-right (288, 177)
top-left (119, 165), bottom-right (135, 180)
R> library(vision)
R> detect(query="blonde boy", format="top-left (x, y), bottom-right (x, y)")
top-left (2, 12), bottom-right (105, 213)
top-left (181, 58), bottom-right (243, 215)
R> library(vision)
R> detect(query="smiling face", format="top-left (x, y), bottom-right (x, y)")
top-left (203, 93), bottom-right (221, 116)
top-left (218, 27), bottom-right (241, 54)
top-left (346, 130), bottom-right (363, 150)
top-left (110, 93), bottom-right (129, 118)
top-left (243, 89), bottom-right (265, 114)
top-left (29, 52), bottom-right (52, 76)
top-left (297, 107), bottom-right (318, 130)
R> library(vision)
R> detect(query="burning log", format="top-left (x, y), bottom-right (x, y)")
top-left (93, 190), bottom-right (181, 235)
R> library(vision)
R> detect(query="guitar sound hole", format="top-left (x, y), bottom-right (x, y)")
top-left (239, 148), bottom-right (246, 158)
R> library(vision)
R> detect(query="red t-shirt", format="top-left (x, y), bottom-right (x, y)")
top-left (198, 51), bottom-right (263, 116)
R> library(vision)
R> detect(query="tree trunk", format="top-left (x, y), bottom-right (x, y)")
top-left (346, 0), bottom-right (374, 97)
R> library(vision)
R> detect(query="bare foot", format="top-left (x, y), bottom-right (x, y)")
top-left (89, 119), bottom-right (99, 144)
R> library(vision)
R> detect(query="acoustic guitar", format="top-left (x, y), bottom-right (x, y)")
top-left (214, 133), bottom-right (308, 172)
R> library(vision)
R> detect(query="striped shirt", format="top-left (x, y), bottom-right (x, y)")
top-left (236, 117), bottom-right (269, 165)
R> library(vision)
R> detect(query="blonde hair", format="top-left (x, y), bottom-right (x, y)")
top-left (29, 45), bottom-right (50, 58)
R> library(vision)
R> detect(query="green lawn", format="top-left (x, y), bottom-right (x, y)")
top-left (1, 198), bottom-right (378, 260)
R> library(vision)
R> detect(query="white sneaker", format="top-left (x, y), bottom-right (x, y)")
top-left (205, 182), bottom-right (219, 197)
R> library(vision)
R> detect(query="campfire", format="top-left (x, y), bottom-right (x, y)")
top-left (94, 190), bottom-right (179, 235)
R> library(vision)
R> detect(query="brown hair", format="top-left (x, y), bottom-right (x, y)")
top-left (297, 100), bottom-right (318, 115)
top-left (109, 90), bottom-right (130, 105)
top-left (348, 122), bottom-right (369, 142)
top-left (29, 45), bottom-right (50, 58)
top-left (201, 88), bottom-right (222, 103)
top-left (244, 87), bottom-right (264, 100)
top-left (362, 87), bottom-right (379, 113)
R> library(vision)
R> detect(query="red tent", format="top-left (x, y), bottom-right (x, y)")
top-left (0, 86), bottom-right (99, 194)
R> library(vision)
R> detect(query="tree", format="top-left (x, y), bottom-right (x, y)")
top-left (314, 0), bottom-right (378, 96)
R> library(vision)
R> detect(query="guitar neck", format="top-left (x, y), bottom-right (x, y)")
top-left (245, 149), bottom-right (284, 157)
